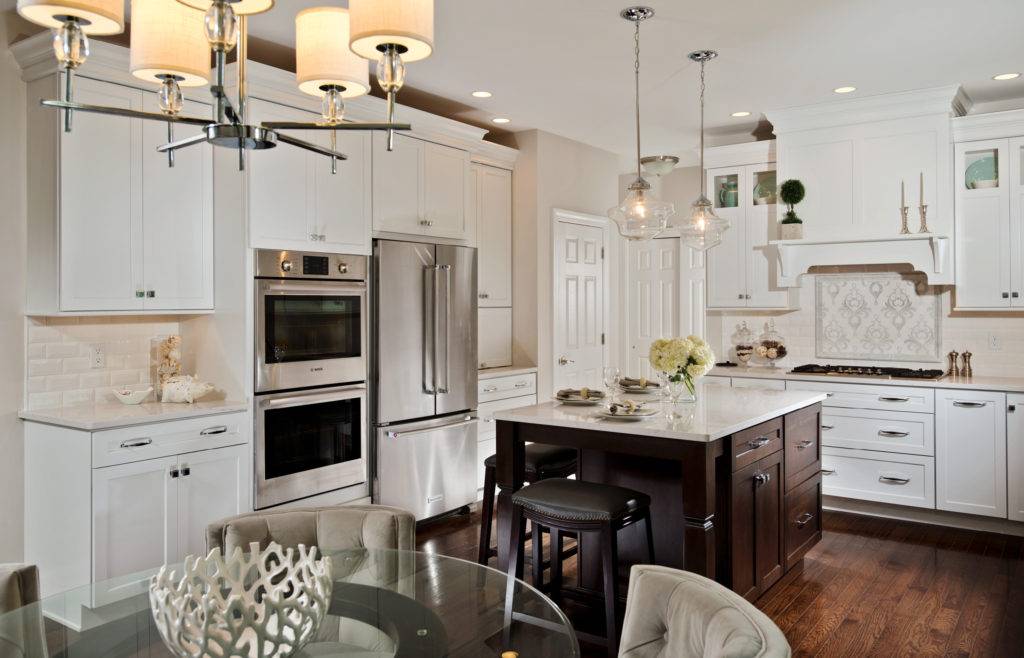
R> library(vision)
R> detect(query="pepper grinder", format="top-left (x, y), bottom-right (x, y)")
top-left (960, 350), bottom-right (973, 378)
top-left (946, 351), bottom-right (960, 377)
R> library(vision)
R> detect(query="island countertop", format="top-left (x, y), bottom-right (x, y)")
top-left (492, 384), bottom-right (828, 442)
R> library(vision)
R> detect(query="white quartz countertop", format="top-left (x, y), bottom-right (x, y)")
top-left (19, 399), bottom-right (249, 431)
top-left (492, 383), bottom-right (827, 443)
top-left (711, 366), bottom-right (1024, 393)
top-left (478, 365), bottom-right (538, 380)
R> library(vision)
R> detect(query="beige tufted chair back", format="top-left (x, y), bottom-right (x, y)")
top-left (618, 565), bottom-right (791, 658)
top-left (0, 564), bottom-right (46, 658)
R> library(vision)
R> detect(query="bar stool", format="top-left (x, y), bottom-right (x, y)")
top-left (506, 478), bottom-right (654, 657)
top-left (477, 444), bottom-right (577, 565)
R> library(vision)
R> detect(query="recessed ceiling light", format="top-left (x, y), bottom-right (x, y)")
top-left (993, 73), bottom-right (1021, 81)
top-left (833, 86), bottom-right (857, 94)
top-left (472, 90), bottom-right (493, 98)
top-left (731, 111), bottom-right (751, 118)
top-left (492, 117), bottom-right (510, 124)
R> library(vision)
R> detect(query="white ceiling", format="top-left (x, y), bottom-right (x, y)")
top-left (253, 1), bottom-right (1022, 162)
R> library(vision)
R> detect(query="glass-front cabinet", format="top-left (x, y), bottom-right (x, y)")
top-left (953, 137), bottom-right (1024, 310)
top-left (705, 162), bottom-right (796, 310)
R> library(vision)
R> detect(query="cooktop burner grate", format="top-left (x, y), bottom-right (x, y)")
top-left (789, 364), bottom-right (945, 380)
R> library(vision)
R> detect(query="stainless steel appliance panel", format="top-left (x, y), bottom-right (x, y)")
top-left (376, 413), bottom-right (478, 520)
top-left (434, 245), bottom-right (478, 416)
top-left (375, 240), bottom-right (438, 423)
top-left (255, 250), bottom-right (367, 281)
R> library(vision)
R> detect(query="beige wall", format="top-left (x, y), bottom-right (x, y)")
top-left (0, 6), bottom-right (28, 562)
top-left (510, 130), bottom-right (621, 396)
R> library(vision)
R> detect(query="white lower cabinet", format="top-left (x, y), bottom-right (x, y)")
top-left (936, 389), bottom-right (1007, 518)
top-left (478, 307), bottom-right (513, 369)
top-left (821, 447), bottom-right (935, 509)
top-left (476, 372), bottom-right (538, 492)
top-left (1009, 394), bottom-right (1024, 522)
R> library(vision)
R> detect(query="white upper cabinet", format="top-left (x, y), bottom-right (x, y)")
top-left (372, 132), bottom-right (471, 241)
top-left (935, 389), bottom-right (1007, 518)
top-left (474, 164), bottom-right (513, 307)
top-left (38, 75), bottom-right (214, 313)
top-left (247, 98), bottom-right (371, 255)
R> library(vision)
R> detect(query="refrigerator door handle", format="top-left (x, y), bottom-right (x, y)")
top-left (422, 265), bottom-right (438, 395)
top-left (386, 415), bottom-right (476, 440)
top-left (439, 264), bottom-right (452, 394)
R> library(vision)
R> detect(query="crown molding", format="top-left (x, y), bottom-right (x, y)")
top-left (766, 85), bottom-right (970, 134)
top-left (699, 139), bottom-right (776, 169)
top-left (952, 108), bottom-right (1024, 143)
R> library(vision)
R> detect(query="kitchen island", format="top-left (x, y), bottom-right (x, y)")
top-left (492, 385), bottom-right (828, 600)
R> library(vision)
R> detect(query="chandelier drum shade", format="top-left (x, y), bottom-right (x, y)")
top-left (296, 7), bottom-right (369, 99)
top-left (348, 0), bottom-right (434, 62)
top-left (130, 0), bottom-right (210, 87)
top-left (16, 0), bottom-right (124, 34)
top-left (175, 0), bottom-right (273, 16)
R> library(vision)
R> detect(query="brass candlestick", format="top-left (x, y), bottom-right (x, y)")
top-left (960, 350), bottom-right (973, 378)
top-left (946, 351), bottom-right (960, 377)
top-left (917, 204), bottom-right (930, 233)
top-left (899, 206), bottom-right (911, 235)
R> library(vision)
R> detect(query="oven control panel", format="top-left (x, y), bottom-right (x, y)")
top-left (255, 249), bottom-right (367, 281)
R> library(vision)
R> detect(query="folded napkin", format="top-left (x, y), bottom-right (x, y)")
top-left (557, 387), bottom-right (605, 400)
top-left (619, 377), bottom-right (660, 388)
top-left (607, 400), bottom-right (644, 414)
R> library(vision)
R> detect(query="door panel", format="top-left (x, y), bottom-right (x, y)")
top-left (372, 133), bottom-right (423, 234)
top-left (705, 166), bottom-right (746, 308)
top-left (177, 444), bottom-right (248, 559)
top-left (375, 240), bottom-right (437, 423)
top-left (954, 140), bottom-right (1011, 309)
top-left (627, 238), bottom-right (678, 379)
top-left (1009, 394), bottom-right (1024, 522)
top-left (315, 131), bottom-right (372, 254)
top-left (1009, 138), bottom-right (1024, 307)
top-left (422, 142), bottom-right (469, 239)
top-left (754, 452), bottom-right (784, 594)
top-left (435, 245), bottom-right (478, 415)
top-left (478, 307), bottom-right (512, 369)
top-left (477, 165), bottom-right (513, 306)
top-left (553, 219), bottom-right (605, 393)
top-left (935, 389), bottom-right (1007, 518)
top-left (744, 164), bottom-right (790, 308)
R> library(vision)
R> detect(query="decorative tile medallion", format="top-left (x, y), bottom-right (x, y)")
top-left (815, 273), bottom-right (941, 362)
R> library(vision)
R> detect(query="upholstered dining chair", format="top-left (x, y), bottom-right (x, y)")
top-left (0, 564), bottom-right (46, 658)
top-left (618, 565), bottom-right (791, 658)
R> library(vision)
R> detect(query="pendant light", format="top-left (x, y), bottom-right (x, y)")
top-left (130, 0), bottom-right (210, 105)
top-left (678, 50), bottom-right (730, 251)
top-left (296, 7), bottom-right (370, 124)
top-left (608, 7), bottom-right (674, 241)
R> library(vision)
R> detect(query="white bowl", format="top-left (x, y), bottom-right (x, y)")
top-left (971, 179), bottom-right (998, 189)
top-left (113, 387), bottom-right (153, 405)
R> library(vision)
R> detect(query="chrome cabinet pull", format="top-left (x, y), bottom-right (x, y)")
top-left (482, 385), bottom-right (498, 393)
top-left (820, 424), bottom-right (834, 430)
top-left (180, 465), bottom-right (190, 477)
top-left (513, 381), bottom-right (529, 389)
top-left (200, 425), bottom-right (228, 436)
top-left (878, 396), bottom-right (910, 403)
top-left (1010, 404), bottom-right (1017, 412)
top-left (821, 468), bottom-right (836, 475)
top-left (878, 429), bottom-right (909, 438)
top-left (478, 292), bottom-right (489, 299)
top-left (952, 400), bottom-right (986, 408)
top-left (879, 475), bottom-right (911, 485)
top-left (747, 436), bottom-right (772, 449)
top-left (795, 512), bottom-right (814, 528)
top-left (797, 439), bottom-right (815, 450)
top-left (120, 437), bottom-right (152, 448)
top-left (169, 467), bottom-right (179, 479)
top-left (754, 472), bottom-right (771, 486)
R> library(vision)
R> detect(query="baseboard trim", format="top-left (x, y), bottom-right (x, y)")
top-left (824, 496), bottom-right (1024, 537)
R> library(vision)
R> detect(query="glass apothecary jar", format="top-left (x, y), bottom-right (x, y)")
top-left (732, 321), bottom-right (755, 368)
top-left (755, 319), bottom-right (788, 368)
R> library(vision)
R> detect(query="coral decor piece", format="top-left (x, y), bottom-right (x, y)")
top-left (149, 542), bottom-right (333, 658)
top-left (157, 335), bottom-right (183, 392)
top-left (160, 375), bottom-right (215, 404)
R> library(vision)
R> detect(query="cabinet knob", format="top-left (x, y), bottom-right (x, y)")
top-left (1014, 292), bottom-right (1020, 299)
top-left (753, 472), bottom-right (771, 486)
top-left (135, 290), bottom-right (145, 298)
top-left (1009, 404), bottom-right (1016, 412)
top-left (180, 465), bottom-right (190, 477)
top-left (169, 468), bottom-right (179, 479)
top-left (146, 290), bottom-right (155, 298)
top-left (737, 293), bottom-right (744, 300)
top-left (1003, 292), bottom-right (1010, 299)
top-left (479, 292), bottom-right (489, 299)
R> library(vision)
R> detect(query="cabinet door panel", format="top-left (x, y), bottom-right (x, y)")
top-left (315, 131), bottom-right (372, 255)
top-left (935, 389), bottom-right (1007, 518)
top-left (60, 76), bottom-right (143, 311)
top-left (92, 456), bottom-right (178, 582)
top-left (142, 95), bottom-right (213, 309)
top-left (754, 452), bottom-right (784, 594)
top-left (778, 139), bottom-right (855, 239)
top-left (705, 167), bottom-right (746, 308)
top-left (423, 142), bottom-right (469, 239)
top-left (1009, 394), bottom-right (1024, 523)
top-left (477, 165), bottom-right (513, 306)
top-left (478, 307), bottom-right (512, 369)
top-left (177, 444), bottom-right (249, 560)
top-left (744, 164), bottom-right (790, 308)
top-left (372, 132), bottom-right (423, 234)
top-left (1009, 138), bottom-right (1024, 307)
top-left (954, 140), bottom-right (1011, 309)
top-left (248, 99), bottom-right (314, 248)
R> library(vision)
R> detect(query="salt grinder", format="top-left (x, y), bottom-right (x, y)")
top-left (960, 350), bottom-right (973, 378)
top-left (946, 351), bottom-right (960, 377)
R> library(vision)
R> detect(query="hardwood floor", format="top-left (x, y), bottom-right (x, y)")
top-left (417, 507), bottom-right (1024, 657)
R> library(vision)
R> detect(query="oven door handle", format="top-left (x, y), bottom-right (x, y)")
top-left (259, 279), bottom-right (367, 295)
top-left (261, 386), bottom-right (366, 410)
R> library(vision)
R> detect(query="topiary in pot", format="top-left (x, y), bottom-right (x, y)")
top-left (778, 179), bottom-right (805, 239)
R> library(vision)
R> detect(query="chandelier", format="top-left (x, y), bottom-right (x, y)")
top-left (15, 0), bottom-right (434, 170)
top-left (676, 50), bottom-right (730, 251)
top-left (607, 6), bottom-right (675, 241)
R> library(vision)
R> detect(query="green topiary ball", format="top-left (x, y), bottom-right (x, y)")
top-left (778, 179), bottom-right (805, 206)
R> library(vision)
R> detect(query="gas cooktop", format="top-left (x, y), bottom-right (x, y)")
top-left (789, 364), bottom-right (946, 380)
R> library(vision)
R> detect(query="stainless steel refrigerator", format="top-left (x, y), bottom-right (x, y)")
top-left (372, 239), bottom-right (478, 520)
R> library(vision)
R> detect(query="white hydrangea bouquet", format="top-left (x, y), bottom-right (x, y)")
top-left (649, 335), bottom-right (716, 399)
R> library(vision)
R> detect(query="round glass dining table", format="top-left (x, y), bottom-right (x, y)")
top-left (0, 548), bottom-right (579, 657)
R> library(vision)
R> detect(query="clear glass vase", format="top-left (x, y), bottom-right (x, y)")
top-left (660, 372), bottom-right (696, 418)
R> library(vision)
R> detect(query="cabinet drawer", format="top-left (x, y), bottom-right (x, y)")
top-left (786, 380), bottom-right (934, 413)
top-left (477, 394), bottom-right (537, 439)
top-left (479, 373), bottom-right (537, 403)
top-left (784, 404), bottom-right (821, 491)
top-left (821, 447), bottom-right (934, 509)
top-left (732, 377), bottom-right (786, 391)
top-left (785, 473), bottom-right (822, 570)
top-left (92, 412), bottom-right (249, 468)
top-left (731, 417), bottom-right (783, 472)
top-left (820, 408), bottom-right (934, 456)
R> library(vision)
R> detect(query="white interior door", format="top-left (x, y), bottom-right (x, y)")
top-left (553, 215), bottom-right (605, 393)
top-left (627, 238), bottom-right (679, 379)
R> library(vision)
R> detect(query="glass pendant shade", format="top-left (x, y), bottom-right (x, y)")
top-left (296, 7), bottom-right (369, 99)
top-left (17, 0), bottom-right (124, 34)
top-left (609, 179), bottom-right (674, 241)
top-left (176, 0), bottom-right (273, 16)
top-left (679, 194), bottom-right (730, 250)
top-left (348, 0), bottom-right (434, 63)
top-left (130, 0), bottom-right (210, 87)
top-left (52, 20), bottom-right (88, 69)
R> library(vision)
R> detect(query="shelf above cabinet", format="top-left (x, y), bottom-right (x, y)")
top-left (769, 234), bottom-right (951, 286)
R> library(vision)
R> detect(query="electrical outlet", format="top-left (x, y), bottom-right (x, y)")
top-left (88, 344), bottom-right (106, 369)
top-left (988, 333), bottom-right (1002, 352)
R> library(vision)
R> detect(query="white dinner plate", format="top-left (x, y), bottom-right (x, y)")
top-left (596, 408), bottom-right (659, 420)
top-left (617, 385), bottom-right (660, 395)
top-left (553, 396), bottom-right (603, 406)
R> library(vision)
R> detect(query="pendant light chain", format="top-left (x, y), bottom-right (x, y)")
top-left (634, 20), bottom-right (642, 181)
top-left (698, 58), bottom-right (706, 192)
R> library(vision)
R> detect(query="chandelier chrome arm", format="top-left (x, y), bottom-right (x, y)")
top-left (261, 121), bottom-right (412, 132)
top-left (41, 100), bottom-right (213, 126)
top-left (155, 132), bottom-right (212, 154)
top-left (274, 133), bottom-right (348, 161)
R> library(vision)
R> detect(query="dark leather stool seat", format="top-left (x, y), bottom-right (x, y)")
top-left (483, 444), bottom-right (578, 477)
top-left (511, 478), bottom-right (650, 521)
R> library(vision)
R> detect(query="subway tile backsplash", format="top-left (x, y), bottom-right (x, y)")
top-left (25, 316), bottom-right (183, 409)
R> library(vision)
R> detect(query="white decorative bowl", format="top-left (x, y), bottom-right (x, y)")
top-left (150, 543), bottom-right (333, 658)
top-left (113, 387), bottom-right (153, 405)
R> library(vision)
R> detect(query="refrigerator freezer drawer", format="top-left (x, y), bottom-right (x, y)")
top-left (377, 414), bottom-right (478, 520)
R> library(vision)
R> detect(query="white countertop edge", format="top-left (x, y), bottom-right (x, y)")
top-left (712, 367), bottom-right (1024, 393)
top-left (478, 365), bottom-right (539, 380)
top-left (19, 400), bottom-right (250, 431)
top-left (492, 392), bottom-right (827, 443)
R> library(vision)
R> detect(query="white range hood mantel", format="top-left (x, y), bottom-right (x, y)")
top-left (768, 234), bottom-right (951, 286)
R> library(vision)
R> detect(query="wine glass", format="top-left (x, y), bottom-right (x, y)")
top-left (602, 366), bottom-right (621, 402)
